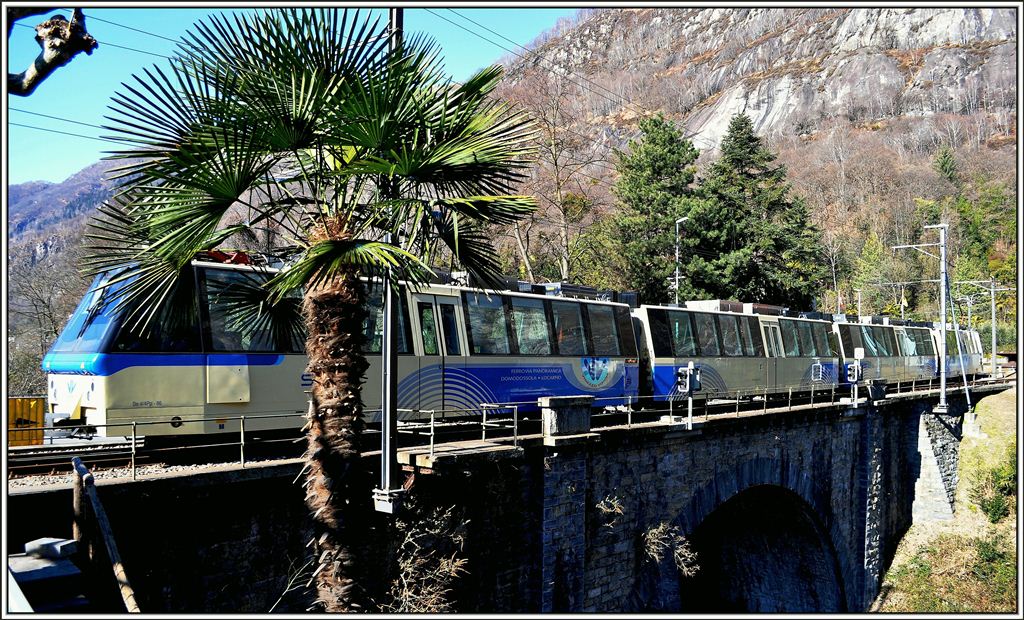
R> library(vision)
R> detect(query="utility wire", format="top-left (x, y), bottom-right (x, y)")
top-left (8, 122), bottom-right (130, 145)
top-left (444, 8), bottom-right (716, 152)
top-left (12, 21), bottom-right (173, 59)
top-left (10, 107), bottom-right (107, 131)
top-left (56, 7), bottom-right (183, 44)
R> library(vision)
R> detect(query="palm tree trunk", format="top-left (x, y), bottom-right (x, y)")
top-left (302, 269), bottom-right (372, 612)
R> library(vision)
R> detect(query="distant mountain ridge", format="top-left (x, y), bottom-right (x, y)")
top-left (504, 7), bottom-right (1016, 148)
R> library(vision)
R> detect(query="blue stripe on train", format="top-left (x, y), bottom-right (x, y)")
top-left (42, 353), bottom-right (286, 376)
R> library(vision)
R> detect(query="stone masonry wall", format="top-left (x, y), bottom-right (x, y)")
top-left (8, 393), bottom-right (972, 613)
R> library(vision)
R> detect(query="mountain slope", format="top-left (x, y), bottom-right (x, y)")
top-left (505, 7), bottom-right (1016, 148)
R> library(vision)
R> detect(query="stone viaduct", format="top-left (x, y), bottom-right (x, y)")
top-left (7, 387), bottom-right (991, 613)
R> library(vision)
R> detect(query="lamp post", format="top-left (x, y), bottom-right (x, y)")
top-left (674, 216), bottom-right (689, 306)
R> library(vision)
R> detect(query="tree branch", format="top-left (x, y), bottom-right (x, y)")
top-left (8, 8), bottom-right (98, 97)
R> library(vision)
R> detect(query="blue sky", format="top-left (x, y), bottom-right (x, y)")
top-left (6, 6), bottom-right (578, 185)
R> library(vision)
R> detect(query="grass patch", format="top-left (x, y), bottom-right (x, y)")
top-left (880, 532), bottom-right (1016, 612)
top-left (876, 387), bottom-right (1018, 612)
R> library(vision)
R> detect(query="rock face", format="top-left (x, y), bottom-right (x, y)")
top-left (505, 8), bottom-right (1016, 149)
top-left (8, 159), bottom-right (119, 245)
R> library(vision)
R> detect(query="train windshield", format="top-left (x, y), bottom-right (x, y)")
top-left (49, 271), bottom-right (131, 354)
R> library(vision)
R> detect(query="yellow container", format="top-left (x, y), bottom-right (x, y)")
top-left (8, 397), bottom-right (45, 447)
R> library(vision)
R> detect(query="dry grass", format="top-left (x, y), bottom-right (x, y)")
top-left (378, 504), bottom-right (469, 613)
top-left (873, 386), bottom-right (1018, 612)
top-left (642, 522), bottom-right (700, 578)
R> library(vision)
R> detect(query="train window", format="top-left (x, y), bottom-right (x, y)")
top-left (511, 297), bottom-right (552, 355)
top-left (693, 313), bottom-right (721, 357)
top-left (895, 328), bottom-right (916, 356)
top-left (614, 307), bottom-right (639, 358)
top-left (418, 303), bottom-right (439, 356)
top-left (362, 286), bottom-right (411, 355)
top-left (828, 331), bottom-right (840, 358)
top-left (796, 321), bottom-right (817, 357)
top-left (911, 330), bottom-right (935, 356)
top-left (464, 294), bottom-right (512, 355)
top-left (859, 326), bottom-right (880, 357)
top-left (551, 301), bottom-right (589, 356)
top-left (838, 325), bottom-right (861, 357)
top-left (717, 315), bottom-right (743, 356)
top-left (439, 305), bottom-right (461, 356)
top-left (663, 310), bottom-right (697, 357)
top-left (946, 330), bottom-right (965, 355)
top-left (812, 323), bottom-right (832, 357)
top-left (876, 325), bottom-right (892, 354)
top-left (779, 319), bottom-right (801, 357)
top-left (744, 317), bottom-right (765, 356)
top-left (587, 305), bottom-right (621, 356)
top-left (111, 275), bottom-right (203, 353)
top-left (647, 309), bottom-right (672, 358)
top-left (205, 268), bottom-right (298, 353)
top-left (871, 327), bottom-right (894, 356)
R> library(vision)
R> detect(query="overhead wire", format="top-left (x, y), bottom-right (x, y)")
top-left (8, 122), bottom-right (131, 145)
top-left (439, 8), bottom-right (718, 151)
top-left (12, 20), bottom-right (173, 59)
top-left (13, 9), bottom-right (731, 257)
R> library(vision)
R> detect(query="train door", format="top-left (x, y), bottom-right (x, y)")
top-left (411, 293), bottom-right (467, 416)
top-left (761, 320), bottom-right (783, 393)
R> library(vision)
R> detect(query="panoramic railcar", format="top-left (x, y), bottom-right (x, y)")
top-left (934, 325), bottom-right (985, 380)
top-left (632, 305), bottom-right (839, 403)
top-left (43, 260), bottom-right (640, 437)
top-left (834, 319), bottom-right (938, 386)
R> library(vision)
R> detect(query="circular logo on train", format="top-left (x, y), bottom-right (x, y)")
top-left (581, 357), bottom-right (611, 387)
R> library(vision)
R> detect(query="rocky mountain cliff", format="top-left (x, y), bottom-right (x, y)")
top-left (8, 159), bottom-right (122, 264)
top-left (505, 7), bottom-right (1016, 149)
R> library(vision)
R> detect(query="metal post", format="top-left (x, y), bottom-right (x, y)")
top-left (675, 216), bottom-right (689, 306)
top-left (240, 416), bottom-right (246, 467)
top-left (513, 405), bottom-right (519, 448)
top-left (990, 278), bottom-right (998, 377)
top-left (429, 410), bottom-right (435, 459)
top-left (930, 224), bottom-right (949, 412)
top-left (626, 395), bottom-right (632, 429)
top-left (131, 422), bottom-right (137, 481)
top-left (482, 405), bottom-right (488, 441)
top-left (855, 289), bottom-right (862, 316)
top-left (374, 7), bottom-right (404, 514)
top-left (686, 395), bottom-right (693, 430)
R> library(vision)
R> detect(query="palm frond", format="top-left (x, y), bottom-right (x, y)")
top-left (266, 239), bottom-right (432, 299)
top-left (206, 269), bottom-right (305, 351)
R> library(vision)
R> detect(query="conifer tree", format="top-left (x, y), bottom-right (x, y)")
top-left (852, 231), bottom-right (890, 314)
top-left (683, 113), bottom-right (826, 309)
top-left (612, 115), bottom-right (699, 304)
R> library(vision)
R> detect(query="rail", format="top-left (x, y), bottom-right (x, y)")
top-left (10, 373), bottom-right (1012, 479)
top-left (72, 456), bottom-right (140, 613)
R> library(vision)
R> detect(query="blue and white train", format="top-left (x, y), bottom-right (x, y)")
top-left (41, 256), bottom-right (986, 437)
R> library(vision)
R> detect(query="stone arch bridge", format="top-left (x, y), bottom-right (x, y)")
top-left (7, 386), bottom-right (997, 612)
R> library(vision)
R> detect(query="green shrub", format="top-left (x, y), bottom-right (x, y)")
top-left (970, 441), bottom-right (1017, 523)
top-left (978, 494), bottom-right (1009, 523)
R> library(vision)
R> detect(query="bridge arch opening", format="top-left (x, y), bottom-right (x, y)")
top-left (678, 484), bottom-right (845, 612)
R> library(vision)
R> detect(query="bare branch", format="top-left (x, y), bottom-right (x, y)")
top-left (8, 8), bottom-right (98, 97)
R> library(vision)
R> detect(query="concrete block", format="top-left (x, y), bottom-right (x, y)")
top-left (25, 538), bottom-right (77, 559)
top-left (541, 395), bottom-right (594, 436)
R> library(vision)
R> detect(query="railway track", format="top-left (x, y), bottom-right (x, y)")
top-left (7, 376), bottom-right (1013, 480)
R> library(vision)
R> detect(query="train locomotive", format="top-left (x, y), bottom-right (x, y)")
top-left (42, 256), bottom-right (986, 438)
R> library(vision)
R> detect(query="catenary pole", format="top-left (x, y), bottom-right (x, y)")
top-left (374, 7), bottom-right (404, 514)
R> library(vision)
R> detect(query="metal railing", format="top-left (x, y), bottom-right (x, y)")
top-left (394, 404), bottom-right (521, 459)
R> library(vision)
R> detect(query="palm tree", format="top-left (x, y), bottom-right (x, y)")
top-left (84, 9), bottom-right (536, 611)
